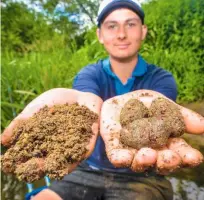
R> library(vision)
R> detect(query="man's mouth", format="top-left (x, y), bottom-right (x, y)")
top-left (115, 44), bottom-right (130, 49)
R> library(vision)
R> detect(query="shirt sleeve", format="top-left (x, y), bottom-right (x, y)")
top-left (151, 71), bottom-right (178, 101)
top-left (72, 66), bottom-right (101, 97)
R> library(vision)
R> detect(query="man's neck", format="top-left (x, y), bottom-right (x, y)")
top-left (110, 55), bottom-right (138, 84)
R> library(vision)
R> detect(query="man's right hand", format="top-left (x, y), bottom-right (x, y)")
top-left (1, 88), bottom-right (103, 179)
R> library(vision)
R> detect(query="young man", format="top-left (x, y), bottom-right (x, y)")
top-left (33, 0), bottom-right (176, 199)
top-left (4, 0), bottom-right (202, 200)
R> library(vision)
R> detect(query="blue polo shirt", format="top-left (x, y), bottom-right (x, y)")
top-left (102, 55), bottom-right (147, 95)
top-left (73, 55), bottom-right (177, 172)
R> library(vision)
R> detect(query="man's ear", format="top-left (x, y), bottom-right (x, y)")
top-left (141, 25), bottom-right (148, 41)
top-left (96, 28), bottom-right (104, 44)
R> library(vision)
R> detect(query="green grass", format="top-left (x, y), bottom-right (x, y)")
top-left (1, 50), bottom-right (76, 128)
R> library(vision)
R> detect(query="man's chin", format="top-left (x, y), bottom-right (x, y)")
top-left (111, 54), bottom-right (137, 63)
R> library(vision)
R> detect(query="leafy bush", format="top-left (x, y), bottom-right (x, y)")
top-left (141, 0), bottom-right (204, 102)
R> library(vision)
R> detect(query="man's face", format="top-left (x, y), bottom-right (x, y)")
top-left (97, 8), bottom-right (147, 61)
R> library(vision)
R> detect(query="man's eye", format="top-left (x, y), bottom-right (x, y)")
top-left (128, 23), bottom-right (136, 27)
top-left (108, 24), bottom-right (116, 29)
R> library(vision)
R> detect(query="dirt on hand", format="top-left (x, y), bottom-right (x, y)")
top-left (120, 97), bottom-right (185, 149)
top-left (1, 103), bottom-right (98, 182)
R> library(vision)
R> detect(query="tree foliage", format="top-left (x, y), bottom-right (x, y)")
top-left (1, 0), bottom-right (86, 52)
top-left (38, 0), bottom-right (99, 24)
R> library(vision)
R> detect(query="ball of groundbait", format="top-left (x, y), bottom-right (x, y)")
top-left (149, 97), bottom-right (185, 137)
top-left (120, 99), bottom-right (149, 127)
top-left (148, 117), bottom-right (171, 148)
top-left (120, 118), bottom-right (151, 149)
top-left (120, 117), bottom-right (170, 149)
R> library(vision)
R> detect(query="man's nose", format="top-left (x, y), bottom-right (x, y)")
top-left (117, 26), bottom-right (127, 39)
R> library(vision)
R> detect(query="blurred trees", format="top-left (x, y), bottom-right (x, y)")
top-left (1, 0), bottom-right (99, 52)
top-left (1, 2), bottom-right (48, 52)
top-left (38, 0), bottom-right (99, 24)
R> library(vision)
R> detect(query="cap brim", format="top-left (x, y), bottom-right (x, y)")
top-left (97, 1), bottom-right (145, 26)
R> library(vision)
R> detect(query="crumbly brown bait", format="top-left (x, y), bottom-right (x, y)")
top-left (15, 158), bottom-right (44, 183)
top-left (1, 103), bottom-right (98, 182)
top-left (120, 97), bottom-right (185, 149)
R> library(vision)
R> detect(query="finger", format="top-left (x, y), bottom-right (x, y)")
top-left (77, 92), bottom-right (103, 114)
top-left (131, 148), bottom-right (157, 172)
top-left (167, 138), bottom-right (203, 167)
top-left (100, 98), bottom-right (135, 167)
top-left (156, 147), bottom-right (182, 175)
top-left (85, 122), bottom-right (100, 158)
top-left (78, 92), bottom-right (102, 157)
top-left (1, 118), bottom-right (23, 146)
top-left (104, 128), bottom-right (135, 168)
top-left (104, 131), bottom-right (135, 168)
top-left (179, 107), bottom-right (204, 134)
top-left (78, 92), bottom-right (103, 158)
top-left (107, 148), bottom-right (135, 168)
top-left (32, 189), bottom-right (62, 200)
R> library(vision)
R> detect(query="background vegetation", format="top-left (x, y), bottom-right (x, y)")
top-left (1, 0), bottom-right (204, 199)
top-left (2, 0), bottom-right (204, 129)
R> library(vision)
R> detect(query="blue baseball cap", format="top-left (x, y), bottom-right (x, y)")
top-left (97, 0), bottom-right (145, 27)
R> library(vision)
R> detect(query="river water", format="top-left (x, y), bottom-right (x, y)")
top-left (1, 102), bottom-right (204, 200)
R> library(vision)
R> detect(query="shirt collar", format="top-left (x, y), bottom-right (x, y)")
top-left (102, 55), bottom-right (147, 78)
